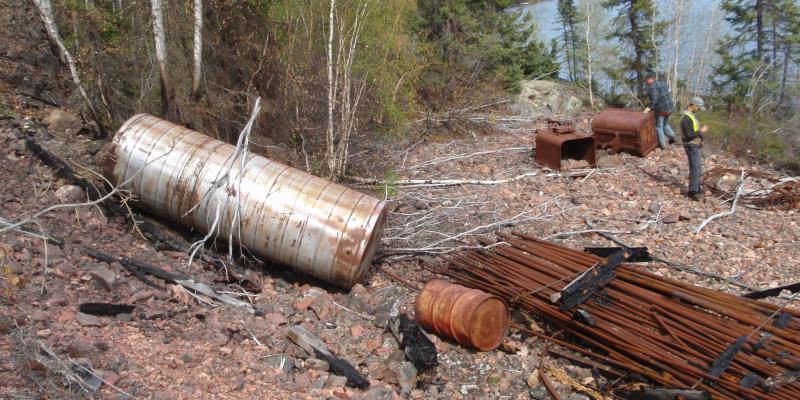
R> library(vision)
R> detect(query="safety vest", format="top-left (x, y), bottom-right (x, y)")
top-left (683, 111), bottom-right (699, 132)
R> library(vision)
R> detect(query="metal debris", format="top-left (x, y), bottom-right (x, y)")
top-left (78, 303), bottom-right (135, 317)
top-left (705, 167), bottom-right (800, 210)
top-left (592, 108), bottom-right (658, 156)
top-left (388, 313), bottom-right (438, 372)
top-left (427, 233), bottom-right (800, 400)
top-left (415, 280), bottom-right (509, 351)
top-left (534, 119), bottom-right (597, 170)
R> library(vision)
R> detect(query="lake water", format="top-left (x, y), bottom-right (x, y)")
top-left (513, 0), bottom-right (728, 92)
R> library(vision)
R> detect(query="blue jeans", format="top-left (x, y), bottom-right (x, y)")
top-left (656, 114), bottom-right (677, 148)
top-left (684, 144), bottom-right (702, 194)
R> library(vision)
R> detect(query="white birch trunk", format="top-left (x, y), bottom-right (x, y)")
top-left (584, 0), bottom-right (594, 108)
top-left (669, 0), bottom-right (685, 99)
top-left (150, 0), bottom-right (175, 117)
top-left (326, 0), bottom-right (336, 177)
top-left (191, 0), bottom-right (203, 100)
top-left (31, 0), bottom-right (106, 136)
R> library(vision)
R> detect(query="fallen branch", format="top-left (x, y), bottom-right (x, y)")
top-left (0, 216), bottom-right (62, 245)
top-left (24, 138), bottom-right (184, 251)
top-left (84, 248), bottom-right (256, 314)
top-left (346, 171), bottom-right (538, 188)
top-left (286, 326), bottom-right (369, 389)
top-left (694, 169), bottom-right (746, 233)
top-left (405, 147), bottom-right (531, 171)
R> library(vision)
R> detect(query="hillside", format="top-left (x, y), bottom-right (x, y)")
top-left (2, 1), bottom-right (800, 400)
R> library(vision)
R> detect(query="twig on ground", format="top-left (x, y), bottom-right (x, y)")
top-left (405, 147), bottom-right (531, 171)
top-left (332, 300), bottom-right (375, 321)
top-left (694, 169), bottom-right (746, 233)
top-left (346, 171), bottom-right (539, 188)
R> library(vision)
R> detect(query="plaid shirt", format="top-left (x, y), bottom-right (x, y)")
top-left (647, 80), bottom-right (674, 114)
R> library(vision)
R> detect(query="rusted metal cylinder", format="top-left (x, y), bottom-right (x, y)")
top-left (101, 114), bottom-right (387, 289)
top-left (415, 280), bottom-right (509, 351)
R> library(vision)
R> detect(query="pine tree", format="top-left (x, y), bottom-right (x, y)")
top-left (557, 0), bottom-right (581, 81)
top-left (416, 0), bottom-right (559, 95)
top-left (603, 0), bottom-right (665, 100)
top-left (714, 0), bottom-right (800, 111)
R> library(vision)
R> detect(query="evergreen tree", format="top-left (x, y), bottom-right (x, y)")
top-left (603, 0), bottom-right (665, 99)
top-left (557, 0), bottom-right (581, 81)
top-left (714, 0), bottom-right (800, 111)
top-left (416, 0), bottom-right (558, 97)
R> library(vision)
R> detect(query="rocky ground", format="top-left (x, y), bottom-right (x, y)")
top-left (2, 2), bottom-right (800, 400)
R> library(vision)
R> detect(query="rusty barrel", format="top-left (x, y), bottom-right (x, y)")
top-left (101, 114), bottom-right (388, 289)
top-left (415, 280), bottom-right (509, 351)
top-left (591, 108), bottom-right (657, 156)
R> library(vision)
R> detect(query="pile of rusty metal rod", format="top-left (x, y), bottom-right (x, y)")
top-left (705, 167), bottom-right (800, 210)
top-left (428, 232), bottom-right (800, 400)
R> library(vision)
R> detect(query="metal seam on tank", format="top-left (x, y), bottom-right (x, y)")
top-left (130, 122), bottom-right (181, 198)
top-left (290, 179), bottom-right (334, 270)
top-left (327, 192), bottom-right (367, 283)
top-left (339, 194), bottom-right (378, 283)
top-left (119, 116), bottom-right (166, 181)
top-left (307, 187), bottom-right (350, 282)
top-left (239, 161), bottom-right (279, 249)
top-left (234, 159), bottom-right (274, 248)
top-left (161, 129), bottom-right (210, 220)
top-left (349, 199), bottom-right (385, 286)
top-left (274, 173), bottom-right (318, 266)
top-left (345, 199), bottom-right (383, 287)
top-left (166, 135), bottom-right (215, 220)
top-left (225, 153), bottom-right (262, 245)
top-left (249, 165), bottom-right (292, 259)
top-left (181, 141), bottom-right (228, 223)
top-left (118, 117), bottom-right (163, 187)
top-left (146, 125), bottom-right (191, 212)
top-left (198, 147), bottom-right (245, 237)
top-left (265, 171), bottom-right (314, 259)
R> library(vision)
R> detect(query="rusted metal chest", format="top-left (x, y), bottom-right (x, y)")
top-left (534, 120), bottom-right (597, 170)
top-left (591, 108), bottom-right (657, 156)
top-left (101, 114), bottom-right (388, 289)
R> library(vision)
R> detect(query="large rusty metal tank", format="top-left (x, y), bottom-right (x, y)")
top-left (102, 114), bottom-right (388, 289)
top-left (591, 108), bottom-right (658, 156)
top-left (415, 280), bottom-right (509, 351)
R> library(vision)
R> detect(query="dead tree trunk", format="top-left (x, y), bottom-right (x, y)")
top-left (150, 0), bottom-right (178, 120)
top-left (191, 0), bottom-right (203, 100)
top-left (31, 0), bottom-right (107, 137)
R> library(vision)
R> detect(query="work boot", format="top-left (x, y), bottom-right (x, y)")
top-left (688, 192), bottom-right (704, 202)
top-left (668, 137), bottom-right (676, 145)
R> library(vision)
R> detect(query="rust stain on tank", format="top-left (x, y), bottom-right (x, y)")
top-left (103, 114), bottom-right (388, 289)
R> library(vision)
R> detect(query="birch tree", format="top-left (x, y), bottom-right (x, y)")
top-left (326, 0), bottom-right (336, 177)
top-left (31, 0), bottom-right (107, 137)
top-left (150, 0), bottom-right (178, 119)
top-left (584, 0), bottom-right (594, 107)
top-left (667, 0), bottom-right (685, 98)
top-left (191, 0), bottom-right (203, 100)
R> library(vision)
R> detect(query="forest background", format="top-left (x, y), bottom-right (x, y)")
top-left (24, 0), bottom-right (800, 175)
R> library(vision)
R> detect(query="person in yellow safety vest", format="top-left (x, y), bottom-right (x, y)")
top-left (681, 97), bottom-right (709, 201)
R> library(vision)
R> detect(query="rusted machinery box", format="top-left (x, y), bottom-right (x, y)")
top-left (534, 121), bottom-right (597, 170)
top-left (591, 108), bottom-right (657, 157)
